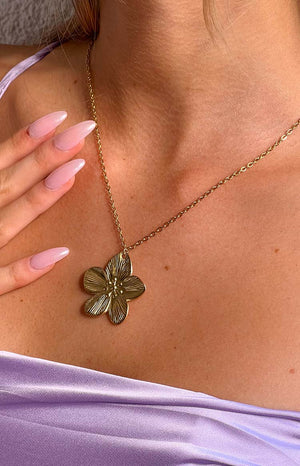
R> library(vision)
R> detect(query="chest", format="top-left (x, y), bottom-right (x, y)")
top-left (0, 57), bottom-right (300, 411)
top-left (0, 132), bottom-right (299, 411)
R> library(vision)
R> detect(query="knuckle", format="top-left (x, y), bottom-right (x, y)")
top-left (0, 127), bottom-right (32, 165)
top-left (32, 148), bottom-right (51, 171)
top-left (9, 261), bottom-right (27, 288)
top-left (0, 217), bottom-right (11, 248)
top-left (23, 186), bottom-right (45, 213)
top-left (0, 168), bottom-right (11, 199)
top-left (10, 128), bottom-right (26, 152)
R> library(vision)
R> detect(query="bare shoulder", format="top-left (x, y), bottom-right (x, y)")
top-left (0, 39), bottom-right (87, 134)
top-left (0, 41), bottom-right (61, 93)
top-left (0, 43), bottom-right (42, 76)
top-left (0, 40), bottom-right (85, 142)
top-left (0, 43), bottom-right (42, 140)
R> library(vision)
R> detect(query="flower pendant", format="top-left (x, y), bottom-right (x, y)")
top-left (83, 252), bottom-right (146, 324)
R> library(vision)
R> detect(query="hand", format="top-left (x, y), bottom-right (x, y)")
top-left (0, 110), bottom-right (96, 295)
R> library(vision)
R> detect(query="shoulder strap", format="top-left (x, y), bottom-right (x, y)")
top-left (0, 41), bottom-right (62, 100)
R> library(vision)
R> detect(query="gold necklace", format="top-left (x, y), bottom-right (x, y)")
top-left (83, 38), bottom-right (299, 325)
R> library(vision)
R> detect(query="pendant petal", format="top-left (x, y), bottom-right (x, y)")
top-left (109, 294), bottom-right (128, 325)
top-left (84, 293), bottom-right (111, 316)
top-left (105, 252), bottom-right (132, 281)
top-left (122, 275), bottom-right (146, 300)
top-left (83, 267), bottom-right (108, 294)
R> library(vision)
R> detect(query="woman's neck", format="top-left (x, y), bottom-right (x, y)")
top-left (91, 0), bottom-right (300, 166)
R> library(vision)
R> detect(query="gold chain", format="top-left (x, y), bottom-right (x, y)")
top-left (86, 38), bottom-right (299, 257)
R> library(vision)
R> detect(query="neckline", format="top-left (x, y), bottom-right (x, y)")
top-left (1, 350), bottom-right (300, 416)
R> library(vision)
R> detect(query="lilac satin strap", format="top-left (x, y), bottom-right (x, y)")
top-left (0, 41), bottom-right (61, 100)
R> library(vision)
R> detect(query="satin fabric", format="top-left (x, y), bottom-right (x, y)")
top-left (0, 351), bottom-right (300, 465)
top-left (0, 41), bottom-right (299, 466)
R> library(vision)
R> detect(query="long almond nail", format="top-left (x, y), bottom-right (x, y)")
top-left (54, 120), bottom-right (96, 151)
top-left (44, 159), bottom-right (86, 190)
top-left (29, 247), bottom-right (70, 270)
top-left (27, 111), bottom-right (68, 139)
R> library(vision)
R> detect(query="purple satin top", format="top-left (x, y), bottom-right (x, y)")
top-left (0, 41), bottom-right (299, 465)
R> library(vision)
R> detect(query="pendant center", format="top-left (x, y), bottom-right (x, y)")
top-left (106, 276), bottom-right (124, 297)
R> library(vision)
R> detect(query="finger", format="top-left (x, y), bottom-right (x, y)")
top-left (0, 111), bottom-right (68, 170)
top-left (0, 159), bottom-right (85, 249)
top-left (0, 120), bottom-right (95, 208)
top-left (0, 247), bottom-right (69, 295)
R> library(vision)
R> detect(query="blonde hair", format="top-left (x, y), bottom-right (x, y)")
top-left (42, 0), bottom-right (99, 44)
top-left (44, 0), bottom-right (219, 44)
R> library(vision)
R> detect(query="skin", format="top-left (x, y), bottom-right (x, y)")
top-left (0, 0), bottom-right (299, 410)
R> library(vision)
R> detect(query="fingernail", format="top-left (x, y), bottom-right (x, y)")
top-left (27, 111), bottom-right (68, 139)
top-left (30, 247), bottom-right (70, 270)
top-left (53, 120), bottom-right (96, 151)
top-left (44, 158), bottom-right (86, 190)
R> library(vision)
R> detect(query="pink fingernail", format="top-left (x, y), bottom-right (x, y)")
top-left (53, 120), bottom-right (96, 151)
top-left (30, 247), bottom-right (70, 270)
top-left (27, 111), bottom-right (68, 139)
top-left (44, 158), bottom-right (86, 190)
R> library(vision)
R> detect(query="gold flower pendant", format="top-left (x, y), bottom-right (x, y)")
top-left (83, 252), bottom-right (146, 324)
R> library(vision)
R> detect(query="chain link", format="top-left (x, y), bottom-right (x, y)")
top-left (86, 39), bottom-right (300, 257)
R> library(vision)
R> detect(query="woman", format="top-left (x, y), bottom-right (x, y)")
top-left (0, 0), bottom-right (299, 464)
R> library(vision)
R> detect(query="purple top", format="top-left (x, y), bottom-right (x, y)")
top-left (0, 42), bottom-right (300, 465)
